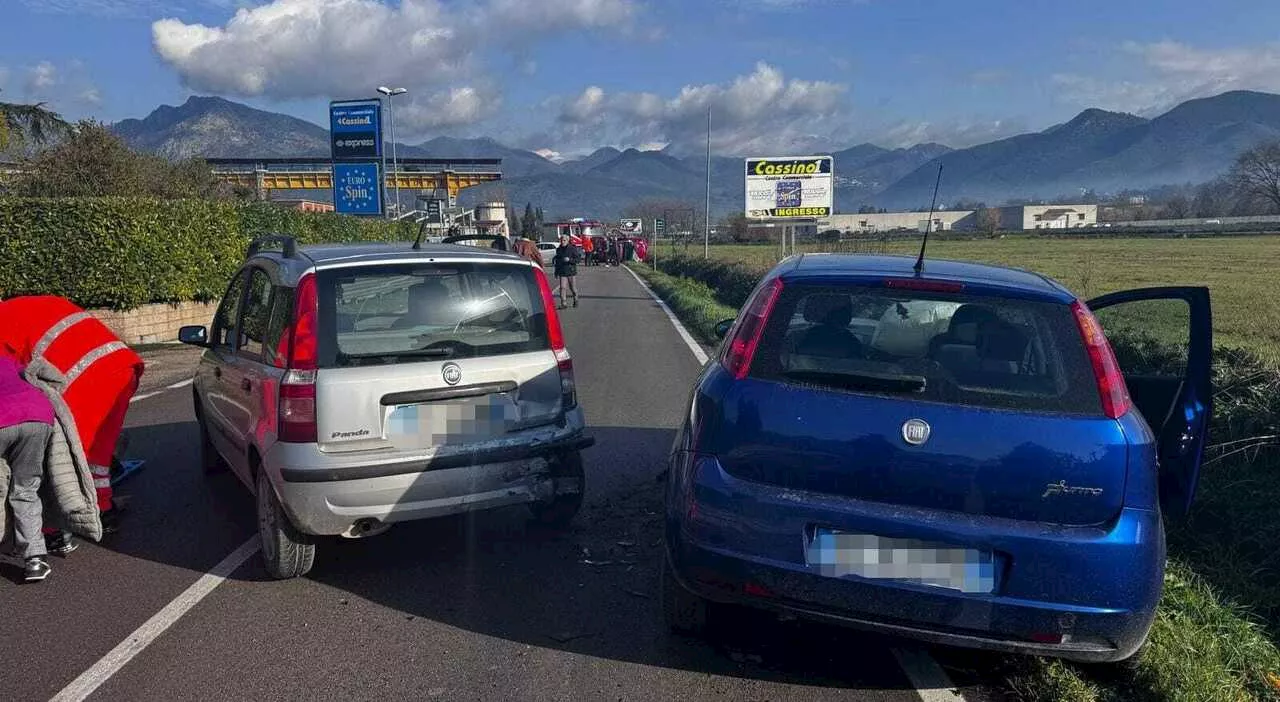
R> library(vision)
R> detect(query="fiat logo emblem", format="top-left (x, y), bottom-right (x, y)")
top-left (441, 362), bottom-right (462, 386)
top-left (902, 419), bottom-right (931, 446)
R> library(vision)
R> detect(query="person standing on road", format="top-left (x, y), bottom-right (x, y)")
top-left (0, 352), bottom-right (56, 582)
top-left (512, 235), bottom-right (543, 267)
top-left (0, 296), bottom-right (145, 534)
top-left (553, 235), bottom-right (580, 309)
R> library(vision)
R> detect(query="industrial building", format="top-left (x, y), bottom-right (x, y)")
top-left (815, 204), bottom-right (1098, 234)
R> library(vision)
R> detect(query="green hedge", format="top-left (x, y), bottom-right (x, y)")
top-left (0, 197), bottom-right (415, 310)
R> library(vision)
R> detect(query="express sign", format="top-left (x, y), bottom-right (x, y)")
top-left (330, 99), bottom-right (383, 160)
top-left (744, 156), bottom-right (834, 219)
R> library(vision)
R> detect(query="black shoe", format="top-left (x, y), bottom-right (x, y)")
top-left (101, 508), bottom-right (121, 535)
top-left (573, 297), bottom-right (579, 308)
top-left (24, 557), bottom-right (51, 582)
top-left (46, 532), bottom-right (78, 557)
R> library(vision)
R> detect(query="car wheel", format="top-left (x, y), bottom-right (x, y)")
top-left (193, 394), bottom-right (226, 475)
top-left (529, 450), bottom-right (585, 528)
top-left (256, 468), bottom-right (315, 579)
top-left (661, 552), bottom-right (708, 636)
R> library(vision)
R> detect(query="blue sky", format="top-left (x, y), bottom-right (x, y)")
top-left (5, 0), bottom-right (1280, 158)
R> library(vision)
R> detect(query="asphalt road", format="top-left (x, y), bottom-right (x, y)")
top-left (0, 265), bottom-right (989, 702)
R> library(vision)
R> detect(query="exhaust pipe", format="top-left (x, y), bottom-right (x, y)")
top-left (341, 518), bottom-right (391, 539)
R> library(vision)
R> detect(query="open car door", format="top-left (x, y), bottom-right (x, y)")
top-left (1087, 287), bottom-right (1212, 517)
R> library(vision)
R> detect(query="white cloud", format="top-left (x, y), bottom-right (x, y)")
top-left (151, 0), bottom-right (638, 126)
top-left (78, 87), bottom-right (105, 107)
top-left (1053, 41), bottom-right (1280, 114)
top-left (534, 148), bottom-right (566, 163)
top-left (878, 117), bottom-right (1029, 149)
top-left (551, 62), bottom-right (847, 154)
top-left (25, 62), bottom-right (59, 95)
top-left (395, 85), bottom-right (499, 130)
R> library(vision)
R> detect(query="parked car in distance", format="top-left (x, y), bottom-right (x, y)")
top-left (662, 253), bottom-right (1211, 664)
top-left (538, 242), bottom-right (557, 266)
top-left (180, 235), bottom-right (593, 579)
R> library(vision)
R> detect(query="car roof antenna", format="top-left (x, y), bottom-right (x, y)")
top-left (913, 161), bottom-right (944, 275)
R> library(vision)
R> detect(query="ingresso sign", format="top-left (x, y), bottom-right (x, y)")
top-left (744, 155), bottom-right (833, 219)
top-left (330, 99), bottom-right (383, 160)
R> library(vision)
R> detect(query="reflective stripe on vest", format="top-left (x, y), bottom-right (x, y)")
top-left (33, 311), bottom-right (94, 359)
top-left (90, 464), bottom-right (111, 489)
top-left (29, 310), bottom-right (128, 387)
top-left (65, 341), bottom-right (129, 385)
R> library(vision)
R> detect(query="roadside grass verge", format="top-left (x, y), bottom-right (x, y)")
top-left (628, 263), bottom-right (737, 346)
top-left (639, 254), bottom-right (1280, 702)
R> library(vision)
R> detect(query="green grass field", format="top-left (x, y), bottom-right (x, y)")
top-left (699, 236), bottom-right (1280, 360)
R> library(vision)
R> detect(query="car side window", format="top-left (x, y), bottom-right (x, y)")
top-left (237, 268), bottom-right (275, 358)
top-left (262, 286), bottom-right (294, 367)
top-left (211, 271), bottom-right (248, 348)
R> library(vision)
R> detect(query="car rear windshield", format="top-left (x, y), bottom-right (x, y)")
top-left (316, 262), bottom-right (549, 368)
top-left (749, 283), bottom-right (1102, 415)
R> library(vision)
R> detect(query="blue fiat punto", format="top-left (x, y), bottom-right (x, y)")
top-left (662, 254), bottom-right (1210, 663)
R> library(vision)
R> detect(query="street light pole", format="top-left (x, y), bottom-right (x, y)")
top-left (704, 104), bottom-right (711, 260)
top-left (377, 86), bottom-right (408, 216)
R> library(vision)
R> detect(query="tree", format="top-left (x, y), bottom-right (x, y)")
top-left (977, 207), bottom-right (1001, 234)
top-left (1164, 194), bottom-right (1191, 220)
top-left (725, 213), bottom-right (750, 242)
top-left (521, 202), bottom-right (537, 238)
top-left (952, 198), bottom-right (987, 211)
top-left (1228, 141), bottom-right (1280, 213)
top-left (15, 119), bottom-right (226, 198)
top-left (535, 206), bottom-right (545, 227)
top-left (0, 90), bottom-right (71, 151)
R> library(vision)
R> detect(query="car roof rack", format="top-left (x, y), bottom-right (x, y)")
top-left (246, 234), bottom-right (298, 260)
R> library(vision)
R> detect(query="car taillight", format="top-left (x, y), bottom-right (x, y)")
top-left (280, 274), bottom-right (319, 442)
top-left (1071, 300), bottom-right (1131, 419)
top-left (720, 278), bottom-right (784, 379)
top-left (533, 267), bottom-right (577, 410)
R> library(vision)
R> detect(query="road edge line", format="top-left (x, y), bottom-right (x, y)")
top-left (891, 647), bottom-right (967, 702)
top-left (621, 264), bottom-right (709, 365)
top-left (50, 536), bottom-right (261, 702)
top-left (626, 262), bottom-right (964, 702)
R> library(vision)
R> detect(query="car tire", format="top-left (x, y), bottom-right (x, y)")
top-left (256, 468), bottom-right (316, 580)
top-left (529, 450), bottom-right (584, 528)
top-left (661, 552), bottom-right (709, 636)
top-left (193, 395), bottom-right (226, 475)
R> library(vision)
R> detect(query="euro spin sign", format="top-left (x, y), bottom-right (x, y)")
top-left (745, 156), bottom-right (834, 219)
top-left (330, 99), bottom-right (383, 160)
top-left (333, 163), bottom-right (383, 216)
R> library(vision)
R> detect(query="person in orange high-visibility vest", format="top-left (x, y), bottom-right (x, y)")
top-left (0, 296), bottom-right (145, 537)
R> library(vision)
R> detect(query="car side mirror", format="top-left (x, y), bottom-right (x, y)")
top-left (714, 319), bottom-right (735, 339)
top-left (179, 325), bottom-right (209, 347)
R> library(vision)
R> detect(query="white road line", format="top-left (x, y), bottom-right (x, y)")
top-left (128, 391), bottom-right (160, 404)
top-left (621, 265), bottom-right (710, 366)
top-left (891, 647), bottom-right (967, 702)
top-left (626, 263), bottom-right (964, 702)
top-left (128, 378), bottom-right (194, 404)
top-left (50, 537), bottom-right (261, 702)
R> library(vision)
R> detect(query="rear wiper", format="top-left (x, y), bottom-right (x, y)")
top-left (339, 347), bottom-right (454, 361)
top-left (783, 369), bottom-right (927, 393)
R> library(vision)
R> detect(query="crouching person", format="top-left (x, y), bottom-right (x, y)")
top-left (0, 296), bottom-right (145, 535)
top-left (1, 353), bottom-right (55, 582)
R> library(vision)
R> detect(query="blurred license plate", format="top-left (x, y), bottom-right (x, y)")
top-left (385, 396), bottom-right (519, 445)
top-left (806, 529), bottom-right (996, 594)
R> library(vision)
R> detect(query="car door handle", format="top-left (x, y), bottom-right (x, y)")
top-left (241, 378), bottom-right (252, 393)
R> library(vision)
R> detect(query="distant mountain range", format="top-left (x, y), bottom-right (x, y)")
top-left (112, 91), bottom-right (1280, 217)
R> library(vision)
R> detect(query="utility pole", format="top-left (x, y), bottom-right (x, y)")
top-left (704, 105), bottom-right (712, 260)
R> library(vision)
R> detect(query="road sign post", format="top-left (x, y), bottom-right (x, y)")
top-left (653, 218), bottom-right (665, 270)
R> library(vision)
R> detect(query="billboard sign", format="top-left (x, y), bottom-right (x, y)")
top-left (619, 218), bottom-right (643, 234)
top-left (333, 163), bottom-right (383, 216)
top-left (654, 218), bottom-right (665, 234)
top-left (330, 99), bottom-right (383, 160)
top-left (745, 156), bottom-right (833, 219)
